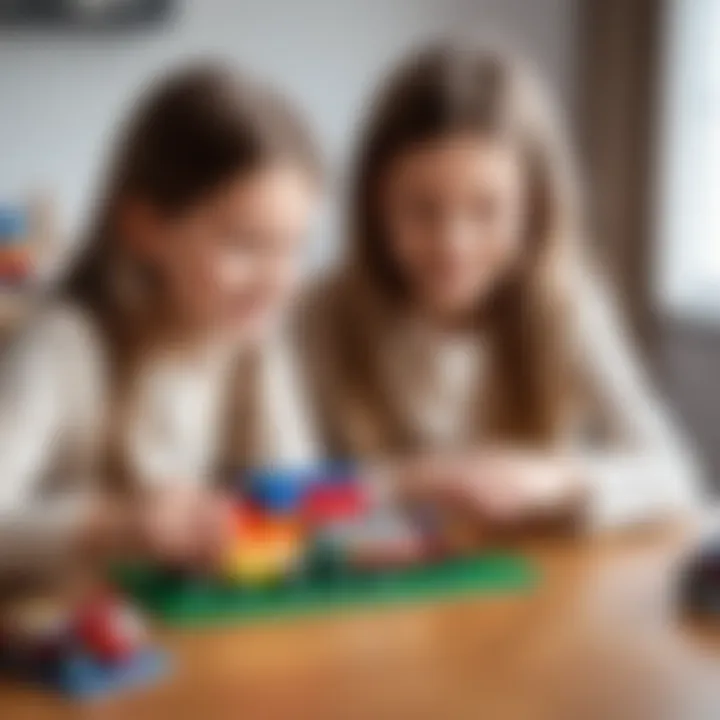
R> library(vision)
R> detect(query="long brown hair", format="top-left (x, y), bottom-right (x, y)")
top-left (63, 63), bottom-right (320, 476)
top-left (307, 42), bottom-right (582, 456)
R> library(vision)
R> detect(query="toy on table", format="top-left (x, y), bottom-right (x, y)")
top-left (115, 463), bottom-right (537, 626)
top-left (222, 504), bottom-right (304, 584)
top-left (220, 463), bottom-right (437, 587)
top-left (0, 590), bottom-right (168, 698)
top-left (314, 508), bottom-right (432, 570)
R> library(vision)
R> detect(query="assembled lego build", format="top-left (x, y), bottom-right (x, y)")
top-left (116, 463), bottom-right (536, 625)
top-left (0, 464), bottom-right (535, 695)
top-left (221, 464), bottom-right (434, 586)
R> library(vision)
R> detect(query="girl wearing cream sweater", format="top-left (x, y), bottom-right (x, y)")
top-left (299, 42), bottom-right (703, 533)
top-left (0, 64), bottom-right (319, 579)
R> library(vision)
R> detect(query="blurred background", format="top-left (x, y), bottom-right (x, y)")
top-left (0, 0), bottom-right (717, 483)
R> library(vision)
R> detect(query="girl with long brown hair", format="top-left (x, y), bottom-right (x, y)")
top-left (0, 64), bottom-right (321, 579)
top-left (300, 41), bottom-right (701, 531)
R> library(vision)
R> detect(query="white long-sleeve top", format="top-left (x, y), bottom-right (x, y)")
top-left (301, 274), bottom-right (704, 531)
top-left (377, 280), bottom-right (704, 530)
top-left (0, 302), bottom-right (316, 577)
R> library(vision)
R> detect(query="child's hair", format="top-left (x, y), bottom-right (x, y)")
top-left (310, 41), bottom-right (583, 455)
top-left (62, 63), bottom-right (321, 474)
top-left (66, 63), bottom-right (320, 346)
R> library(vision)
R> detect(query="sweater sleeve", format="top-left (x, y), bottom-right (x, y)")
top-left (570, 279), bottom-right (705, 530)
top-left (0, 306), bottom-right (106, 576)
top-left (256, 331), bottom-right (320, 466)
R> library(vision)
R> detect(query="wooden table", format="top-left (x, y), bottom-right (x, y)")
top-left (1, 525), bottom-right (719, 720)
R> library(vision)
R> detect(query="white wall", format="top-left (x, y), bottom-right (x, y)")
top-left (0, 0), bottom-right (579, 256)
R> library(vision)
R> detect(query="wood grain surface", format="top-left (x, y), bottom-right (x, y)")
top-left (1, 525), bottom-right (718, 720)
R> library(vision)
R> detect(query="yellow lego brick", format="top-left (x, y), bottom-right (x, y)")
top-left (222, 538), bottom-right (301, 585)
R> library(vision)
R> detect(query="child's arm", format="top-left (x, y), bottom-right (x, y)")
top-left (0, 305), bottom-right (119, 578)
top-left (566, 277), bottom-right (704, 529)
top-left (364, 278), bottom-right (703, 533)
top-left (254, 330), bottom-right (320, 466)
top-left (436, 278), bottom-right (703, 532)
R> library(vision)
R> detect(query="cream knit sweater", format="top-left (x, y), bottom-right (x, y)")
top-left (0, 302), bottom-right (316, 576)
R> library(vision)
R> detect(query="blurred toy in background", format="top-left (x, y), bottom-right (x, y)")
top-left (0, 205), bottom-right (34, 287)
top-left (0, 196), bottom-right (57, 336)
top-left (74, 591), bottom-right (146, 663)
top-left (0, 196), bottom-right (55, 289)
top-left (0, 589), bottom-right (168, 698)
top-left (221, 464), bottom-right (441, 587)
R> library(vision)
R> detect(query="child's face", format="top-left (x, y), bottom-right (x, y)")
top-left (130, 165), bottom-right (318, 343)
top-left (380, 135), bottom-right (527, 322)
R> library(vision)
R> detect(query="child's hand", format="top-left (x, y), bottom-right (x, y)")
top-left (132, 485), bottom-right (235, 570)
top-left (399, 452), bottom-right (586, 528)
top-left (444, 452), bottom-right (586, 526)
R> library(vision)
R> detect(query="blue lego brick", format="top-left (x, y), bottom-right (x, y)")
top-left (0, 207), bottom-right (28, 243)
top-left (0, 647), bottom-right (169, 699)
top-left (246, 468), bottom-right (307, 513)
top-left (239, 463), bottom-right (360, 513)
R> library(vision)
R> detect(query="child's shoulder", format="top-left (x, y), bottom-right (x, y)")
top-left (29, 299), bottom-right (102, 347)
top-left (2, 298), bottom-right (107, 374)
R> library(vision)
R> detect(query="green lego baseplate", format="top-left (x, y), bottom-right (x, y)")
top-left (115, 552), bottom-right (538, 627)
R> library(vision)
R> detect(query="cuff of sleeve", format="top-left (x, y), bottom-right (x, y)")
top-left (580, 454), bottom-right (700, 532)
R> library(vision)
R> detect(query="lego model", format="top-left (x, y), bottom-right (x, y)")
top-left (116, 464), bottom-right (537, 625)
top-left (221, 464), bottom-right (433, 586)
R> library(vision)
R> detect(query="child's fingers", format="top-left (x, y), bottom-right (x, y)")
top-left (150, 519), bottom-right (195, 566)
top-left (191, 493), bottom-right (235, 570)
top-left (144, 489), bottom-right (205, 566)
top-left (448, 461), bottom-right (527, 522)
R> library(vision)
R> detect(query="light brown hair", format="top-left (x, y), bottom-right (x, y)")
top-left (63, 63), bottom-right (320, 477)
top-left (305, 42), bottom-right (582, 457)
